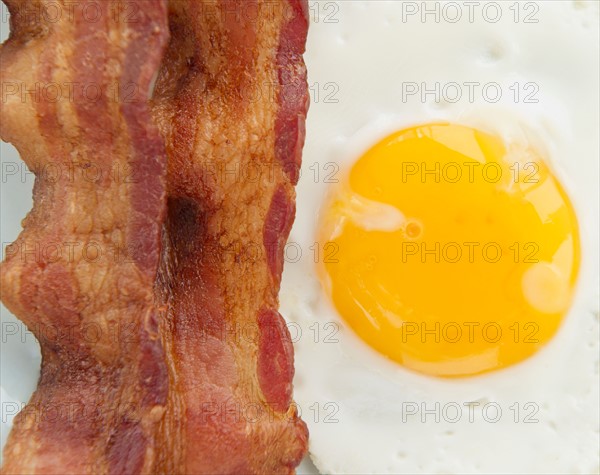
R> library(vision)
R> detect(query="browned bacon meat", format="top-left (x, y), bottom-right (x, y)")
top-left (0, 0), bottom-right (309, 473)
top-left (152, 0), bottom-right (309, 472)
top-left (0, 0), bottom-right (170, 473)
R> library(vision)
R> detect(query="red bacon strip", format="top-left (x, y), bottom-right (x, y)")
top-left (152, 1), bottom-right (309, 472)
top-left (0, 1), bottom-right (170, 474)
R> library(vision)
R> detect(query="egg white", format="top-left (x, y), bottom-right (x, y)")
top-left (282, 1), bottom-right (599, 474)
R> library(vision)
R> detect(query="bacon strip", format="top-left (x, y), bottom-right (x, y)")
top-left (0, 1), bottom-right (169, 473)
top-left (152, 1), bottom-right (309, 472)
top-left (0, 0), bottom-right (309, 473)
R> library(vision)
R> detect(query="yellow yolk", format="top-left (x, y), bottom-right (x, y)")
top-left (318, 123), bottom-right (580, 377)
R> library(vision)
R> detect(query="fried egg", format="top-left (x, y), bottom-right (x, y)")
top-left (318, 122), bottom-right (580, 377)
top-left (284, 1), bottom-right (599, 473)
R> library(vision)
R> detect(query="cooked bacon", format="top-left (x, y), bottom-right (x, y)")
top-left (152, 1), bottom-right (309, 472)
top-left (0, 1), bottom-right (170, 474)
top-left (1, 0), bottom-right (309, 473)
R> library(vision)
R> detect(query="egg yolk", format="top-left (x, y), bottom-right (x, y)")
top-left (318, 123), bottom-right (580, 377)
